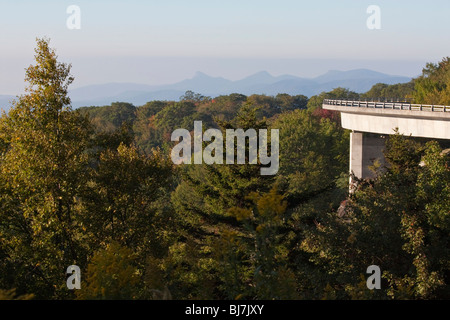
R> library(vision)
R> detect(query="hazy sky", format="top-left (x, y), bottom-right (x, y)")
top-left (1, 0), bottom-right (450, 95)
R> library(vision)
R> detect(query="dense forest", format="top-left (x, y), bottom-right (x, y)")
top-left (0, 38), bottom-right (448, 300)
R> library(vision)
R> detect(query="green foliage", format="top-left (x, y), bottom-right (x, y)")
top-left (269, 108), bottom-right (350, 299)
top-left (172, 104), bottom-right (273, 222)
top-left (180, 90), bottom-right (211, 104)
top-left (168, 105), bottom-right (351, 299)
top-left (133, 101), bottom-right (171, 153)
top-left (301, 134), bottom-right (450, 299)
top-left (244, 94), bottom-right (277, 118)
top-left (79, 102), bottom-right (136, 132)
top-left (0, 38), bottom-right (177, 301)
top-left (227, 187), bottom-right (298, 299)
top-left (361, 81), bottom-right (415, 101)
top-left (198, 93), bottom-right (247, 122)
top-left (153, 101), bottom-right (207, 134)
top-left (413, 57), bottom-right (450, 104)
top-left (272, 109), bottom-right (349, 198)
top-left (169, 105), bottom-right (279, 298)
top-left (1, 38), bottom-right (449, 301)
top-left (0, 37), bottom-right (93, 299)
top-left (84, 141), bottom-right (174, 241)
top-left (275, 93), bottom-right (308, 112)
top-left (307, 87), bottom-right (360, 111)
top-left (154, 240), bottom-right (218, 299)
top-left (139, 101), bottom-right (213, 151)
top-left (76, 242), bottom-right (139, 300)
top-left (80, 93), bottom-right (307, 153)
top-left (0, 288), bottom-right (34, 300)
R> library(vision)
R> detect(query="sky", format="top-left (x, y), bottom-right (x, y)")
top-left (1, 0), bottom-right (450, 95)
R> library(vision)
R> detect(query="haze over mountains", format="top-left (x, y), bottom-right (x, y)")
top-left (1, 69), bottom-right (411, 111)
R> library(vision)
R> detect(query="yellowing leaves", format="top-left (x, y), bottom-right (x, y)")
top-left (228, 187), bottom-right (287, 225)
top-left (229, 207), bottom-right (252, 221)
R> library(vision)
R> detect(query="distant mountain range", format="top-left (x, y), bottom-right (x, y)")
top-left (1, 69), bottom-right (411, 111)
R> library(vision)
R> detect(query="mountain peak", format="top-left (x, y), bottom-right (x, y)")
top-left (236, 71), bottom-right (275, 85)
top-left (247, 71), bottom-right (273, 79)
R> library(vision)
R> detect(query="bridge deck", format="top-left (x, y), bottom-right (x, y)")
top-left (322, 99), bottom-right (450, 139)
top-left (323, 99), bottom-right (449, 113)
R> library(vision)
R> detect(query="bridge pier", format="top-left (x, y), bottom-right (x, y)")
top-left (349, 131), bottom-right (386, 191)
top-left (322, 99), bottom-right (450, 191)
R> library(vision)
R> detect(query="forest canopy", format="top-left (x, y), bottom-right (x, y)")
top-left (0, 38), bottom-right (448, 300)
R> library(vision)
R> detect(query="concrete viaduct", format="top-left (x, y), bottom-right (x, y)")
top-left (322, 99), bottom-right (450, 189)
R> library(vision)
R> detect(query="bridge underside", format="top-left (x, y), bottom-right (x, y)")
top-left (324, 103), bottom-right (450, 140)
top-left (323, 101), bottom-right (450, 191)
top-left (341, 112), bottom-right (450, 140)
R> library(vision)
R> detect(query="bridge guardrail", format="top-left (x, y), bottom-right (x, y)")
top-left (323, 99), bottom-right (449, 112)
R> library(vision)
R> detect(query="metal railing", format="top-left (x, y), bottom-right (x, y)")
top-left (323, 99), bottom-right (449, 112)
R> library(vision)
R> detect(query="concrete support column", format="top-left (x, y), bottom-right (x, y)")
top-left (349, 131), bottom-right (386, 191)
